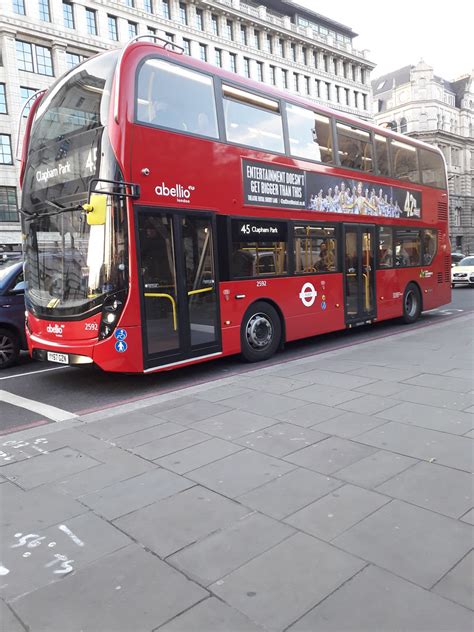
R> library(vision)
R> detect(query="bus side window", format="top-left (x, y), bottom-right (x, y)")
top-left (136, 58), bottom-right (219, 139)
top-left (394, 228), bottom-right (421, 267)
top-left (230, 219), bottom-right (287, 278)
top-left (294, 225), bottom-right (337, 274)
top-left (377, 226), bottom-right (393, 268)
top-left (422, 229), bottom-right (437, 265)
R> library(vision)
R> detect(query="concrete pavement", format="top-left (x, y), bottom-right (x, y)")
top-left (1, 313), bottom-right (473, 631)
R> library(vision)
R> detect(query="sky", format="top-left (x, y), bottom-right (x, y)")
top-left (296, 0), bottom-right (472, 81)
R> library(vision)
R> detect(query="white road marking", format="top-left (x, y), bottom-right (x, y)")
top-left (0, 366), bottom-right (70, 381)
top-left (0, 390), bottom-right (77, 422)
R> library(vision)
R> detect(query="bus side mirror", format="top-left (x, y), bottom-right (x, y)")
top-left (83, 193), bottom-right (107, 226)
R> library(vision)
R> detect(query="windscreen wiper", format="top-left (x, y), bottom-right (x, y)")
top-left (19, 200), bottom-right (84, 221)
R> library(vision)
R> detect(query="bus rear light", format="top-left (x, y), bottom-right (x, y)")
top-left (98, 291), bottom-right (126, 340)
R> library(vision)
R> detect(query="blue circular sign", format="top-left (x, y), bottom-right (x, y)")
top-left (115, 340), bottom-right (128, 353)
top-left (115, 328), bottom-right (127, 341)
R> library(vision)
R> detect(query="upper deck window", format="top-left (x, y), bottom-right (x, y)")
top-left (419, 148), bottom-right (446, 189)
top-left (286, 103), bottom-right (333, 163)
top-left (392, 140), bottom-right (419, 183)
top-left (223, 85), bottom-right (284, 153)
top-left (336, 122), bottom-right (373, 173)
top-left (136, 59), bottom-right (219, 139)
top-left (374, 134), bottom-right (390, 177)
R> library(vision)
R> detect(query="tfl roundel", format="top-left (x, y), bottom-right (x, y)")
top-left (299, 282), bottom-right (318, 308)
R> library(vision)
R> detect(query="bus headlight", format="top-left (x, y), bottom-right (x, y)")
top-left (99, 291), bottom-right (126, 340)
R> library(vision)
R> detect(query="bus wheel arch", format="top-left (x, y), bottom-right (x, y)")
top-left (240, 299), bottom-right (284, 362)
top-left (401, 282), bottom-right (422, 324)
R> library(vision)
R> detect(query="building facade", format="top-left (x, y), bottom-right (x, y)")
top-left (373, 61), bottom-right (474, 254)
top-left (0, 0), bottom-right (375, 247)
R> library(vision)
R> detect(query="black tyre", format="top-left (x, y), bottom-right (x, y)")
top-left (0, 328), bottom-right (20, 369)
top-left (240, 301), bottom-right (282, 362)
top-left (401, 283), bottom-right (422, 324)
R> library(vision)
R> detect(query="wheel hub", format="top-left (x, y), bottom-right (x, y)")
top-left (246, 313), bottom-right (273, 349)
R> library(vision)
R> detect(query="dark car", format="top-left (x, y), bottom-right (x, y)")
top-left (0, 260), bottom-right (27, 368)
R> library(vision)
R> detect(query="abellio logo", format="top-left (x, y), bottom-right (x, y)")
top-left (154, 182), bottom-right (196, 204)
top-left (46, 323), bottom-right (65, 336)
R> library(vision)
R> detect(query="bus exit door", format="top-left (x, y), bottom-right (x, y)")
top-left (343, 224), bottom-right (376, 325)
top-left (137, 209), bottom-right (221, 370)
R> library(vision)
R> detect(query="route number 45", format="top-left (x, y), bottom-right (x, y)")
top-left (86, 148), bottom-right (98, 174)
top-left (240, 224), bottom-right (251, 235)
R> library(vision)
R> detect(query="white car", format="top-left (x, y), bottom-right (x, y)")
top-left (451, 256), bottom-right (474, 287)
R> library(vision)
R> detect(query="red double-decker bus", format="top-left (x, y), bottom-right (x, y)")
top-left (19, 37), bottom-right (450, 374)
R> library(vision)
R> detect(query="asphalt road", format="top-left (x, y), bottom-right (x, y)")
top-left (1, 287), bottom-right (473, 434)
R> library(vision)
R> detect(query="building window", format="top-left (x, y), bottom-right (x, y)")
top-left (323, 54), bottom-right (328, 72)
top-left (63, 2), bottom-right (74, 29)
top-left (282, 69), bottom-right (288, 89)
top-left (164, 31), bottom-right (174, 42)
top-left (66, 52), bottom-right (83, 70)
top-left (302, 48), bottom-right (308, 65)
top-left (39, 0), bottom-right (50, 21)
top-left (225, 19), bottom-right (233, 40)
top-left (315, 79), bottom-right (320, 97)
top-left (362, 94), bottom-right (367, 110)
top-left (291, 43), bottom-right (297, 62)
top-left (195, 8), bottom-right (203, 30)
top-left (278, 38), bottom-right (284, 57)
top-left (266, 34), bottom-right (273, 53)
top-left (16, 41), bottom-right (53, 76)
top-left (199, 43), bottom-right (207, 62)
top-left (178, 2), bottom-right (187, 25)
top-left (333, 58), bottom-right (338, 75)
top-left (20, 86), bottom-right (38, 117)
top-left (256, 61), bottom-right (263, 82)
top-left (335, 86), bottom-right (340, 103)
top-left (211, 14), bottom-right (219, 35)
top-left (240, 25), bottom-right (247, 45)
top-left (182, 38), bottom-right (191, 55)
top-left (293, 73), bottom-right (299, 92)
top-left (148, 27), bottom-right (156, 36)
top-left (161, 0), bottom-right (169, 19)
top-left (13, 0), bottom-right (26, 15)
top-left (128, 21), bottom-right (138, 38)
top-left (215, 48), bottom-right (222, 68)
top-left (124, 0), bottom-right (134, 6)
top-left (229, 53), bottom-right (237, 73)
top-left (243, 57), bottom-right (250, 78)
top-left (0, 135), bottom-right (13, 165)
top-left (85, 8), bottom-right (97, 35)
top-left (144, 0), bottom-right (153, 12)
top-left (361, 68), bottom-right (366, 84)
top-left (313, 50), bottom-right (318, 68)
top-left (0, 187), bottom-right (18, 222)
top-left (304, 76), bottom-right (310, 95)
top-left (108, 15), bottom-right (118, 41)
top-left (269, 65), bottom-right (276, 85)
top-left (400, 117), bottom-right (407, 133)
top-left (254, 30), bottom-right (260, 49)
top-left (0, 84), bottom-right (6, 114)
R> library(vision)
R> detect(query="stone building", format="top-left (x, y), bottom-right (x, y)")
top-left (373, 61), bottom-right (474, 254)
top-left (0, 0), bottom-right (375, 247)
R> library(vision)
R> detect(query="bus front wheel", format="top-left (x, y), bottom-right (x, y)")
top-left (240, 301), bottom-right (282, 362)
top-left (401, 283), bottom-right (422, 324)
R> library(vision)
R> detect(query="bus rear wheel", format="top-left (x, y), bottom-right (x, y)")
top-left (401, 283), bottom-right (422, 324)
top-left (241, 301), bottom-right (281, 362)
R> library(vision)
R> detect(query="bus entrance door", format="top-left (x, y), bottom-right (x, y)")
top-left (343, 224), bottom-right (376, 326)
top-left (138, 210), bottom-right (221, 370)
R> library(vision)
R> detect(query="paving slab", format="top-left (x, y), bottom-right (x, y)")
top-left (0, 448), bottom-right (101, 490)
top-left (334, 450), bottom-right (418, 488)
top-left (0, 482), bottom-right (87, 532)
top-left (132, 429), bottom-right (210, 461)
top-left (357, 421), bottom-right (474, 471)
top-left (79, 468), bottom-right (195, 520)
top-left (221, 391), bottom-right (307, 416)
top-left (169, 512), bottom-right (294, 586)
top-left (194, 384), bottom-right (253, 402)
top-left (336, 394), bottom-right (399, 415)
top-left (232, 374), bottom-right (312, 394)
top-left (80, 410), bottom-right (168, 439)
top-left (235, 423), bottom-right (328, 457)
top-left (156, 438), bottom-right (243, 474)
top-left (349, 365), bottom-right (423, 382)
top-left (312, 411), bottom-right (387, 438)
top-left (286, 383), bottom-right (364, 406)
top-left (187, 449), bottom-right (295, 498)
top-left (211, 532), bottom-right (365, 632)
top-left (376, 401), bottom-right (474, 435)
top-left (285, 484), bottom-right (390, 541)
top-left (355, 380), bottom-right (406, 397)
top-left (285, 369), bottom-right (376, 390)
top-left (288, 564), bottom-right (474, 632)
top-left (333, 499), bottom-right (473, 588)
top-left (432, 551), bottom-right (474, 610)
top-left (114, 486), bottom-right (250, 558)
top-left (237, 468), bottom-right (342, 520)
top-left (12, 545), bottom-right (207, 632)
top-left (273, 402), bottom-right (344, 427)
top-left (0, 601), bottom-right (25, 632)
top-left (113, 422), bottom-right (186, 449)
top-left (376, 461), bottom-right (473, 518)
top-left (192, 409), bottom-right (276, 440)
top-left (1, 511), bottom-right (131, 600)
top-left (403, 373), bottom-right (473, 393)
top-left (392, 384), bottom-right (474, 411)
top-left (157, 597), bottom-right (265, 632)
top-left (284, 437), bottom-right (376, 474)
top-left (152, 400), bottom-right (232, 425)
top-left (460, 508), bottom-right (474, 525)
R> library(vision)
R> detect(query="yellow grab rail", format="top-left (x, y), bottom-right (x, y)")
top-left (144, 293), bottom-right (177, 331)
top-left (187, 287), bottom-right (213, 296)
